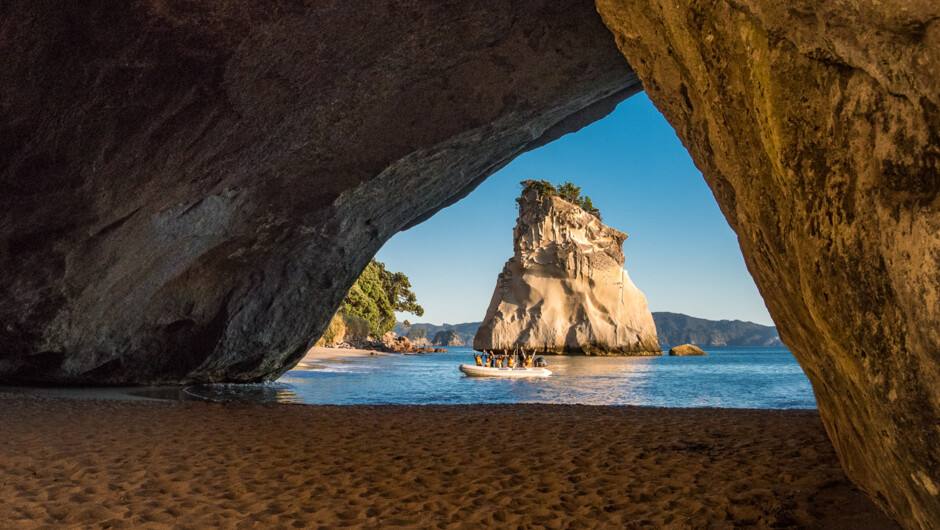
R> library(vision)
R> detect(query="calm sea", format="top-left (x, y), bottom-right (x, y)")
top-left (186, 346), bottom-right (817, 409)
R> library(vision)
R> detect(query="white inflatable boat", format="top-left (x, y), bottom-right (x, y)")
top-left (458, 364), bottom-right (552, 378)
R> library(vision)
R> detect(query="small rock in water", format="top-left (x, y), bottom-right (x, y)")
top-left (668, 344), bottom-right (707, 356)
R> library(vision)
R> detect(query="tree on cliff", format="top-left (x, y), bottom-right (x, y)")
top-left (340, 259), bottom-right (424, 337)
top-left (520, 179), bottom-right (601, 220)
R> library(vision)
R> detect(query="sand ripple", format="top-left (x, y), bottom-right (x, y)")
top-left (0, 395), bottom-right (897, 528)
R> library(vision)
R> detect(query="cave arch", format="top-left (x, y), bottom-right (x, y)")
top-left (0, 0), bottom-right (937, 527)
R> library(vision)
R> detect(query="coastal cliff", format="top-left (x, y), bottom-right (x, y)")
top-left (598, 1), bottom-right (940, 525)
top-left (474, 187), bottom-right (661, 355)
top-left (1, 0), bottom-right (938, 524)
top-left (0, 0), bottom-right (637, 384)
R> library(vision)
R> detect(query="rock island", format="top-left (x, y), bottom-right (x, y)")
top-left (474, 181), bottom-right (661, 355)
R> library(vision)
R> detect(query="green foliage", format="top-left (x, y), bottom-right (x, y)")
top-left (556, 181), bottom-right (580, 203)
top-left (402, 320), bottom-right (411, 328)
top-left (520, 179), bottom-right (557, 197)
top-left (519, 179), bottom-right (602, 220)
top-left (340, 259), bottom-right (424, 338)
top-left (406, 327), bottom-right (427, 341)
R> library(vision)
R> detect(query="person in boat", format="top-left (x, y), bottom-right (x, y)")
top-left (525, 351), bottom-right (533, 367)
top-left (474, 352), bottom-right (483, 366)
top-left (508, 354), bottom-right (515, 368)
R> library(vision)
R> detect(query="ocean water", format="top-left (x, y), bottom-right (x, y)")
top-left (187, 346), bottom-right (817, 409)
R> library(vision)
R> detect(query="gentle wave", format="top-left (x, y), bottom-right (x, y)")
top-left (187, 346), bottom-right (817, 409)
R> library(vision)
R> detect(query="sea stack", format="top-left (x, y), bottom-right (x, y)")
top-left (474, 185), bottom-right (661, 355)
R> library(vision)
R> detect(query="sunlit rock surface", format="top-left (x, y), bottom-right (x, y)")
top-left (668, 344), bottom-right (706, 356)
top-left (2, 0), bottom-right (938, 526)
top-left (596, 0), bottom-right (940, 527)
top-left (474, 189), bottom-right (661, 355)
top-left (0, 0), bottom-right (639, 384)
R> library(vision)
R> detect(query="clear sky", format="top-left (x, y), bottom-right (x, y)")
top-left (376, 92), bottom-right (774, 327)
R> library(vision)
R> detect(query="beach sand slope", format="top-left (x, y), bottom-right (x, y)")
top-left (0, 395), bottom-right (897, 528)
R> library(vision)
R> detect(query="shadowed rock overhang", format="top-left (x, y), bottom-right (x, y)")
top-left (0, 0), bottom-right (640, 384)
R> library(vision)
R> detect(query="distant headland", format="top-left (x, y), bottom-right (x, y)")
top-left (395, 313), bottom-right (782, 349)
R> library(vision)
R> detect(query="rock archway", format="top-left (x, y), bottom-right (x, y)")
top-left (0, 0), bottom-right (936, 527)
top-left (596, 2), bottom-right (939, 527)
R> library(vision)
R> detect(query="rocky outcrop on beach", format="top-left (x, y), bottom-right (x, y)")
top-left (408, 337), bottom-right (433, 349)
top-left (474, 188), bottom-right (661, 355)
top-left (668, 344), bottom-right (707, 356)
top-left (333, 334), bottom-right (444, 354)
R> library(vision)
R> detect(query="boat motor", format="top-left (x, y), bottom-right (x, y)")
top-left (534, 356), bottom-right (548, 368)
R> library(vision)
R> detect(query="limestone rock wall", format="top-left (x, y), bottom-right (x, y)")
top-left (474, 189), bottom-right (661, 355)
top-left (2, 0), bottom-right (938, 525)
top-left (596, 0), bottom-right (940, 527)
top-left (0, 0), bottom-right (639, 383)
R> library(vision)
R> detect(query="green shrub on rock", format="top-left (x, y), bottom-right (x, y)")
top-left (520, 179), bottom-right (601, 220)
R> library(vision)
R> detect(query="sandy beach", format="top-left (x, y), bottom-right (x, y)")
top-left (0, 394), bottom-right (897, 528)
top-left (293, 346), bottom-right (389, 370)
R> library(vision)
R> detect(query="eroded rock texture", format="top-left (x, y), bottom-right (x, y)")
top-left (474, 189), bottom-right (661, 355)
top-left (596, 0), bottom-right (939, 526)
top-left (0, 1), bottom-right (639, 383)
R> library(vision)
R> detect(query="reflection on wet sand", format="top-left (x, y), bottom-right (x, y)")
top-left (184, 383), bottom-right (300, 404)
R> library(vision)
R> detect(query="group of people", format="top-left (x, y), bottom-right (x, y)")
top-left (474, 348), bottom-right (534, 369)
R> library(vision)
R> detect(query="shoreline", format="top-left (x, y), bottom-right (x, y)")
top-left (293, 345), bottom-right (391, 370)
top-left (0, 394), bottom-right (896, 528)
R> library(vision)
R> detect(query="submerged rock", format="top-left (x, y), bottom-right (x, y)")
top-left (474, 188), bottom-right (661, 355)
top-left (668, 344), bottom-right (707, 356)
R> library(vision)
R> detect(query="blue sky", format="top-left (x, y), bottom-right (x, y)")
top-left (376, 93), bottom-right (774, 327)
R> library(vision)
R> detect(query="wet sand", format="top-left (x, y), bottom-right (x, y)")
top-left (294, 346), bottom-right (388, 370)
top-left (0, 394), bottom-right (897, 528)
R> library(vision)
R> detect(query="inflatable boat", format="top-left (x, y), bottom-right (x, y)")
top-left (458, 364), bottom-right (552, 378)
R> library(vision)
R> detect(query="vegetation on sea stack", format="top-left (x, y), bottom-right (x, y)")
top-left (519, 179), bottom-right (601, 220)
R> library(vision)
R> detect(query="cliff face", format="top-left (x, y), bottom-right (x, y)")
top-left (431, 330), bottom-right (464, 347)
top-left (2, 0), bottom-right (939, 525)
top-left (597, 1), bottom-right (940, 526)
top-left (0, 0), bottom-right (638, 384)
top-left (474, 189), bottom-right (661, 355)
